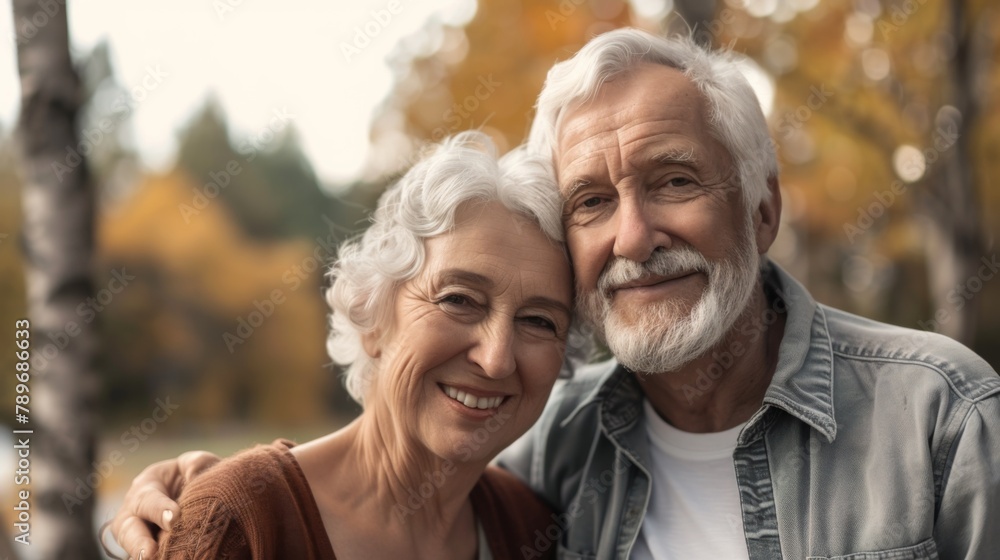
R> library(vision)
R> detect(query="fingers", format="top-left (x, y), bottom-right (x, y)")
top-left (109, 451), bottom-right (221, 559)
top-left (176, 450), bottom-right (221, 483)
top-left (114, 515), bottom-right (158, 560)
top-left (132, 484), bottom-right (180, 532)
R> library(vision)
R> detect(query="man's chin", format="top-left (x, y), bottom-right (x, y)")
top-left (600, 300), bottom-right (727, 375)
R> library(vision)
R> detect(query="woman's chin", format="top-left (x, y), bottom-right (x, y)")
top-left (419, 417), bottom-right (515, 467)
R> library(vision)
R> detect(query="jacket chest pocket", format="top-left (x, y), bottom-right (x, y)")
top-left (807, 538), bottom-right (939, 560)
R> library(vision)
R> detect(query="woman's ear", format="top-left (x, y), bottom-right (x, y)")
top-left (361, 330), bottom-right (381, 359)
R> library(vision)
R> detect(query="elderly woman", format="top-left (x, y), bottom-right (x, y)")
top-left (112, 131), bottom-right (581, 559)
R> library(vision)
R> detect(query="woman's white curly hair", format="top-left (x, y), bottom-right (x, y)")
top-left (325, 131), bottom-right (591, 405)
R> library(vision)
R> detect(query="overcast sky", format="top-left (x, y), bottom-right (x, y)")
top-left (1, 0), bottom-right (778, 188)
top-left (0, 0), bottom-right (475, 185)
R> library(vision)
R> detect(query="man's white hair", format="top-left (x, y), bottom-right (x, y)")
top-left (527, 28), bottom-right (778, 211)
top-left (326, 131), bottom-right (588, 405)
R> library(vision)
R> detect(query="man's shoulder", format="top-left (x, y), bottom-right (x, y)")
top-left (820, 303), bottom-right (1000, 402)
top-left (546, 357), bottom-right (621, 418)
top-left (497, 358), bottom-right (621, 495)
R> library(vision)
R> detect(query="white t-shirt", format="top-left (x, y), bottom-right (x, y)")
top-left (630, 400), bottom-right (750, 560)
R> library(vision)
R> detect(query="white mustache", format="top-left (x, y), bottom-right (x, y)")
top-left (597, 247), bottom-right (711, 297)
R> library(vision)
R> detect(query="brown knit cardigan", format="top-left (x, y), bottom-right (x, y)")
top-left (159, 440), bottom-right (559, 559)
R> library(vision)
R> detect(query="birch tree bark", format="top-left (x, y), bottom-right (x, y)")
top-left (12, 0), bottom-right (101, 557)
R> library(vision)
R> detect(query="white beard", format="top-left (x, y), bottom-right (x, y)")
top-left (578, 219), bottom-right (760, 374)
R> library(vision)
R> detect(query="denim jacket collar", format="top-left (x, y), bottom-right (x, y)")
top-left (562, 260), bottom-right (838, 449)
top-left (759, 261), bottom-right (837, 444)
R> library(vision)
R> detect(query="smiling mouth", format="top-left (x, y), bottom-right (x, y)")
top-left (440, 385), bottom-right (506, 410)
top-left (610, 270), bottom-right (699, 296)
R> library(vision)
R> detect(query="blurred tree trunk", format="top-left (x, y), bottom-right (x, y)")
top-left (0, 523), bottom-right (20, 560)
top-left (919, 0), bottom-right (990, 344)
top-left (12, 0), bottom-right (101, 558)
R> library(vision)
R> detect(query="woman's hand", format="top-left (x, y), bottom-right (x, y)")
top-left (106, 451), bottom-right (220, 559)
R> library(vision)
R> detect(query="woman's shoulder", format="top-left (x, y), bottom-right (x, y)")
top-left (181, 439), bottom-right (302, 505)
top-left (475, 465), bottom-right (549, 506)
top-left (160, 439), bottom-right (315, 559)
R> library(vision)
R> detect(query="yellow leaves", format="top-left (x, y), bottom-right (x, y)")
top-left (98, 170), bottom-right (333, 425)
top-left (368, 0), bottom-right (635, 178)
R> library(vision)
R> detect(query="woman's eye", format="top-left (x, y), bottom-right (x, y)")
top-left (439, 294), bottom-right (470, 306)
top-left (581, 197), bottom-right (603, 208)
top-left (520, 315), bottom-right (557, 332)
top-left (667, 177), bottom-right (693, 187)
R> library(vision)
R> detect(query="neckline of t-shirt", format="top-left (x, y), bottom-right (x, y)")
top-left (642, 400), bottom-right (746, 461)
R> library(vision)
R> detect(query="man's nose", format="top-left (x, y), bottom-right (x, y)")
top-left (612, 198), bottom-right (670, 262)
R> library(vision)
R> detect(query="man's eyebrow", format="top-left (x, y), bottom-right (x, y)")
top-left (651, 147), bottom-right (698, 166)
top-left (561, 178), bottom-right (591, 201)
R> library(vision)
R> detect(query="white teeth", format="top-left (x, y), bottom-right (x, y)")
top-left (442, 385), bottom-right (503, 410)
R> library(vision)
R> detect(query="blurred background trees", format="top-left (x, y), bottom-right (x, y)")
top-left (367, 0), bottom-right (1000, 359)
top-left (0, 0), bottom-right (996, 440)
top-left (0, 0), bottom-right (997, 553)
top-left (12, 0), bottom-right (100, 555)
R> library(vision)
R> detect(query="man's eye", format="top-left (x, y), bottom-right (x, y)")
top-left (581, 197), bottom-right (603, 208)
top-left (667, 177), bottom-right (693, 187)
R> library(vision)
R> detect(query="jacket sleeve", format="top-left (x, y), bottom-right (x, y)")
top-left (934, 394), bottom-right (1000, 559)
top-left (496, 425), bottom-right (537, 486)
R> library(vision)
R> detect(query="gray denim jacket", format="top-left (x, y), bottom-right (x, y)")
top-left (498, 261), bottom-right (1000, 559)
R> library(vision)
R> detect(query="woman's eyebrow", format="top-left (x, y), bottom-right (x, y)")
top-left (437, 268), bottom-right (494, 288)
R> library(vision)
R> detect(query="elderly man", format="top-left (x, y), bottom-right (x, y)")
top-left (109, 29), bottom-right (999, 559)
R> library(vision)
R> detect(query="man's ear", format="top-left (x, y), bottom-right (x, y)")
top-left (361, 330), bottom-right (381, 359)
top-left (754, 175), bottom-right (782, 254)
